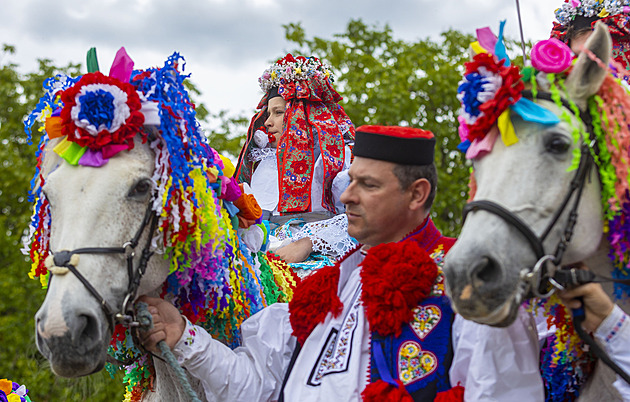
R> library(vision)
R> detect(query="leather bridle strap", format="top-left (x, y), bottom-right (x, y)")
top-left (463, 201), bottom-right (545, 260)
top-left (47, 201), bottom-right (157, 330)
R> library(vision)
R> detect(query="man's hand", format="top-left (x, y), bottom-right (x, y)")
top-left (275, 237), bottom-right (313, 263)
top-left (137, 296), bottom-right (186, 353)
top-left (558, 269), bottom-right (615, 332)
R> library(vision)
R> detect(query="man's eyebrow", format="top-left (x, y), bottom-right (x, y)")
top-left (349, 173), bottom-right (379, 183)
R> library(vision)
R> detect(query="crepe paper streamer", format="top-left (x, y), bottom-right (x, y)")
top-left (79, 149), bottom-right (108, 167)
top-left (87, 47), bottom-right (100, 73)
top-left (495, 20), bottom-right (510, 67)
top-left (109, 47), bottom-right (134, 83)
top-left (466, 125), bottom-right (500, 159)
top-left (497, 110), bottom-right (519, 146)
top-left (511, 98), bottom-right (561, 125)
top-left (53, 137), bottom-right (86, 165)
top-left (476, 27), bottom-right (498, 54)
top-left (45, 116), bottom-right (63, 139)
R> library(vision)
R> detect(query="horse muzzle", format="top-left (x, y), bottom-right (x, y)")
top-left (35, 305), bottom-right (109, 377)
top-left (444, 252), bottom-right (524, 327)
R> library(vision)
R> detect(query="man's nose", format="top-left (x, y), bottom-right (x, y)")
top-left (340, 185), bottom-right (353, 205)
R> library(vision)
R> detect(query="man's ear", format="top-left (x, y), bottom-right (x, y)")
top-left (408, 178), bottom-right (431, 211)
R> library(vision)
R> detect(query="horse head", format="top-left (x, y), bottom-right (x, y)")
top-left (34, 135), bottom-right (168, 377)
top-left (25, 50), bottom-right (288, 388)
top-left (444, 22), bottom-right (627, 326)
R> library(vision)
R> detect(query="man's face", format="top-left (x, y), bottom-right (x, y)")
top-left (340, 156), bottom-right (415, 247)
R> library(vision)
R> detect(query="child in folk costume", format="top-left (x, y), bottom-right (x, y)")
top-left (235, 54), bottom-right (357, 275)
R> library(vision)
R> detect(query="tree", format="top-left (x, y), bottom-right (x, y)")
top-left (0, 44), bottom-right (124, 401)
top-left (283, 20), bottom-right (475, 236)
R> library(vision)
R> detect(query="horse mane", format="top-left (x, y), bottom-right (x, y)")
top-left (24, 53), bottom-right (298, 399)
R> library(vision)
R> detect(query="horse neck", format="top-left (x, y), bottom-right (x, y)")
top-left (141, 357), bottom-right (210, 402)
top-left (583, 238), bottom-right (630, 314)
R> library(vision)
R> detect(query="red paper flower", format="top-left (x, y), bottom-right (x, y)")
top-left (458, 53), bottom-right (523, 142)
top-left (60, 71), bottom-right (144, 150)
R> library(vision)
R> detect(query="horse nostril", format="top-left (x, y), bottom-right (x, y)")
top-left (72, 314), bottom-right (100, 345)
top-left (470, 256), bottom-right (502, 287)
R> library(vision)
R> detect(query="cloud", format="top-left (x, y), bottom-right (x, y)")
top-left (2, 0), bottom-right (560, 117)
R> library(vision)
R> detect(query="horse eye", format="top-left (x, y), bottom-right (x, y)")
top-left (544, 134), bottom-right (571, 154)
top-left (128, 179), bottom-right (152, 198)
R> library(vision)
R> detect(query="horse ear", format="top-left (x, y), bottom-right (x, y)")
top-left (565, 21), bottom-right (612, 108)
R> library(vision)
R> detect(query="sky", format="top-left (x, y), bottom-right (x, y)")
top-left (1, 0), bottom-right (560, 123)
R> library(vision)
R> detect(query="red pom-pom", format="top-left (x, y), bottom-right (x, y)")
top-left (289, 262), bottom-right (343, 345)
top-left (434, 385), bottom-right (465, 402)
top-left (361, 380), bottom-right (414, 402)
top-left (361, 241), bottom-right (438, 337)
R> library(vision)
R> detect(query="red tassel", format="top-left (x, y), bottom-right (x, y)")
top-left (361, 380), bottom-right (414, 402)
top-left (434, 385), bottom-right (465, 402)
top-left (361, 241), bottom-right (437, 337)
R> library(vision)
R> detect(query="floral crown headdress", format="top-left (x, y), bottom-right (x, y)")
top-left (258, 53), bottom-right (333, 93)
top-left (555, 0), bottom-right (630, 27)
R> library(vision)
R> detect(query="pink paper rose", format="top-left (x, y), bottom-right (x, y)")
top-left (531, 38), bottom-right (573, 73)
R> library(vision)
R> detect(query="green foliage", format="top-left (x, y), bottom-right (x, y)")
top-left (284, 20), bottom-right (475, 236)
top-left (0, 44), bottom-right (124, 401)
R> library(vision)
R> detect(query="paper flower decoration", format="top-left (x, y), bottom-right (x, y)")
top-left (60, 71), bottom-right (144, 150)
top-left (0, 379), bottom-right (31, 402)
top-left (457, 52), bottom-right (524, 142)
top-left (258, 54), bottom-right (333, 93)
top-left (531, 39), bottom-right (573, 73)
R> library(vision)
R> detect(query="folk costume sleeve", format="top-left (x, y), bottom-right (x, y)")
top-left (449, 306), bottom-right (545, 401)
top-left (173, 303), bottom-right (296, 401)
top-left (594, 305), bottom-right (630, 399)
top-left (293, 214), bottom-right (357, 259)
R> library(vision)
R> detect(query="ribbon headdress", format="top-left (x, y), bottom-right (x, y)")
top-left (235, 54), bottom-right (355, 214)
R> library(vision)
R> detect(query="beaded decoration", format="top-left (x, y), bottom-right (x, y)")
top-left (23, 48), bottom-right (298, 400)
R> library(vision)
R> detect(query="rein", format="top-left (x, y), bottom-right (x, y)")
top-left (463, 90), bottom-right (630, 384)
top-left (46, 199), bottom-right (158, 343)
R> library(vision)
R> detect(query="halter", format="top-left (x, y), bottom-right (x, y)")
top-left (45, 199), bottom-right (158, 331)
top-left (462, 90), bottom-right (596, 298)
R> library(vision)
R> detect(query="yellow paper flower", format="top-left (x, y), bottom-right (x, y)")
top-left (8, 394), bottom-right (21, 402)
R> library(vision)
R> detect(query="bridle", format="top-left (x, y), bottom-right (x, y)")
top-left (46, 199), bottom-right (159, 332)
top-left (462, 90), bottom-right (596, 298)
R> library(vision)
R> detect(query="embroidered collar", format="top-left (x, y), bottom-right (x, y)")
top-left (289, 218), bottom-right (450, 344)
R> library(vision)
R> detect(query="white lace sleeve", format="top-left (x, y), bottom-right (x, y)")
top-left (293, 214), bottom-right (356, 259)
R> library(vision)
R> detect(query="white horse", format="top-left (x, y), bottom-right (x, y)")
top-left (444, 23), bottom-right (630, 400)
top-left (25, 51), bottom-right (296, 401)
